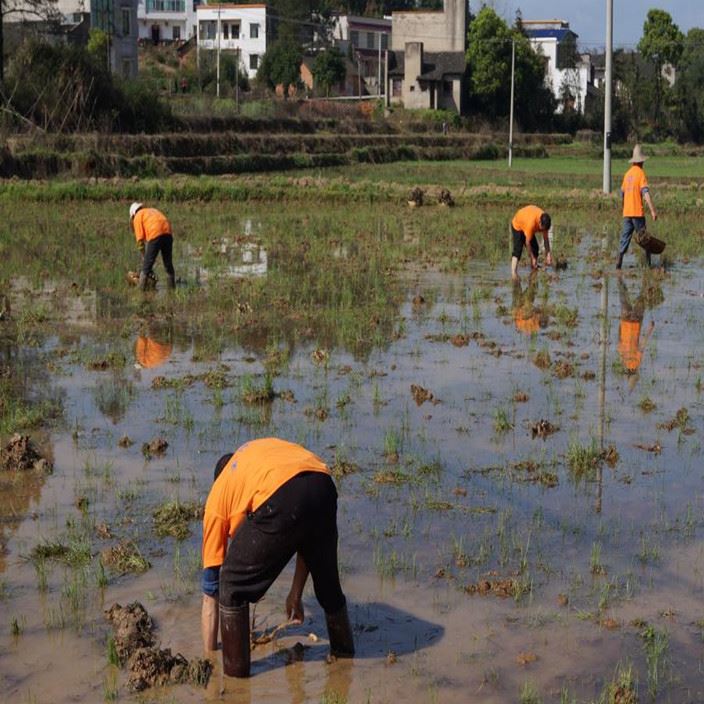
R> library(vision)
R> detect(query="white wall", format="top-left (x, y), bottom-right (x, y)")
top-left (530, 37), bottom-right (590, 113)
top-left (137, 0), bottom-right (197, 41)
top-left (196, 5), bottom-right (266, 79)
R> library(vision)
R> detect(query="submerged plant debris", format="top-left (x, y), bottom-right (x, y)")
top-left (152, 500), bottom-right (203, 540)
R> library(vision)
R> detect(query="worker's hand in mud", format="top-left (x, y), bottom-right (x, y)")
top-left (545, 252), bottom-right (553, 267)
top-left (285, 592), bottom-right (304, 624)
top-left (651, 212), bottom-right (658, 222)
top-left (530, 257), bottom-right (539, 271)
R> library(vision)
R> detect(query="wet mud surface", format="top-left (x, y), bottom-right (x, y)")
top-left (1, 207), bottom-right (704, 703)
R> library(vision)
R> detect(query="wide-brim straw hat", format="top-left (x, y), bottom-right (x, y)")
top-left (629, 144), bottom-right (648, 163)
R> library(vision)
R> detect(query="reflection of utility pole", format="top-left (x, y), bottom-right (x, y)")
top-left (508, 37), bottom-right (515, 168)
top-left (216, 5), bottom-right (221, 98)
top-left (595, 232), bottom-right (609, 514)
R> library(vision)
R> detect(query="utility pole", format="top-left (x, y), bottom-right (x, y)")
top-left (508, 37), bottom-right (515, 168)
top-left (377, 32), bottom-right (381, 97)
top-left (603, 0), bottom-right (613, 193)
top-left (235, 48), bottom-right (240, 112)
top-left (216, 4), bottom-right (221, 98)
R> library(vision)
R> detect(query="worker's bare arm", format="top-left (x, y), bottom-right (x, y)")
top-left (644, 191), bottom-right (657, 221)
top-left (285, 553), bottom-right (309, 624)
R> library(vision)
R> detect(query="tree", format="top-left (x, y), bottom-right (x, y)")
top-left (312, 47), bottom-right (346, 95)
top-left (637, 9), bottom-right (683, 131)
top-left (256, 39), bottom-right (303, 96)
top-left (675, 28), bottom-right (704, 142)
top-left (0, 0), bottom-right (60, 84)
top-left (466, 6), bottom-right (554, 130)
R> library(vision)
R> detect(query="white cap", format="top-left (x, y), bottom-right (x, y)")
top-left (129, 202), bottom-right (143, 219)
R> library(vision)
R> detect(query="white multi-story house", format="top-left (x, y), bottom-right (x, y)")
top-left (523, 19), bottom-right (591, 114)
top-left (330, 14), bottom-right (391, 94)
top-left (195, 3), bottom-right (267, 79)
top-left (137, 0), bottom-right (197, 43)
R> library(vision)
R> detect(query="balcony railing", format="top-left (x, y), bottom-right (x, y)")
top-left (146, 0), bottom-right (185, 13)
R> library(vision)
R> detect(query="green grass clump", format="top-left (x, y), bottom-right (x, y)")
top-left (566, 441), bottom-right (602, 479)
top-left (153, 500), bottom-right (203, 540)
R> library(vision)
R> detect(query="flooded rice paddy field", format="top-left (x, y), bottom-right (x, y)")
top-left (1, 198), bottom-right (704, 704)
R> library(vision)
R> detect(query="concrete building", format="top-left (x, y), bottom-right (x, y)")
top-left (91, 0), bottom-right (139, 77)
top-left (387, 0), bottom-right (467, 113)
top-left (523, 19), bottom-right (591, 113)
top-left (330, 14), bottom-right (390, 94)
top-left (195, 3), bottom-right (267, 79)
top-left (137, 0), bottom-right (197, 43)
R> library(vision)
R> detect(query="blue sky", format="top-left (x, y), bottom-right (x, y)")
top-left (488, 1), bottom-right (699, 48)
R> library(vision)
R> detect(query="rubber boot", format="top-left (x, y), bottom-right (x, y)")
top-left (166, 274), bottom-right (176, 290)
top-left (220, 603), bottom-right (250, 677)
top-left (138, 272), bottom-right (148, 290)
top-left (325, 604), bottom-right (355, 657)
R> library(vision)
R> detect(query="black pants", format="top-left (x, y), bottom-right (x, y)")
top-left (219, 472), bottom-right (346, 615)
top-left (511, 225), bottom-right (539, 260)
top-left (142, 234), bottom-right (175, 277)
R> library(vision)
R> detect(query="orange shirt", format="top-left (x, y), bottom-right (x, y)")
top-left (135, 336), bottom-right (172, 369)
top-left (621, 165), bottom-right (648, 217)
top-left (511, 205), bottom-right (545, 242)
top-left (618, 319), bottom-right (642, 371)
top-left (132, 208), bottom-right (172, 244)
top-left (202, 438), bottom-right (330, 568)
top-left (514, 312), bottom-right (540, 335)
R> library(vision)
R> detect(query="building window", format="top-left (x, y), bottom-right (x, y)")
top-left (121, 8), bottom-right (130, 36)
top-left (172, 25), bottom-right (180, 40)
top-left (250, 54), bottom-right (259, 70)
top-left (381, 33), bottom-right (388, 50)
top-left (366, 31), bottom-right (374, 49)
top-left (350, 30), bottom-right (359, 47)
top-left (202, 21), bottom-right (215, 40)
top-left (250, 23), bottom-right (259, 39)
top-left (223, 23), bottom-right (228, 39)
top-left (392, 78), bottom-right (402, 97)
top-left (231, 22), bottom-right (240, 39)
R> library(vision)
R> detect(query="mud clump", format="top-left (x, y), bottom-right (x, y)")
top-left (464, 578), bottom-right (525, 598)
top-left (408, 187), bottom-right (424, 207)
top-left (450, 334), bottom-right (469, 347)
top-left (410, 384), bottom-right (438, 406)
top-left (531, 419), bottom-right (558, 439)
top-left (127, 648), bottom-right (211, 692)
top-left (0, 434), bottom-right (52, 473)
top-left (438, 188), bottom-right (454, 207)
top-left (106, 602), bottom-right (212, 692)
top-left (118, 435), bottom-right (134, 448)
top-left (142, 437), bottom-right (168, 459)
top-left (658, 407), bottom-right (692, 433)
top-left (552, 361), bottom-right (575, 379)
top-left (106, 602), bottom-right (155, 664)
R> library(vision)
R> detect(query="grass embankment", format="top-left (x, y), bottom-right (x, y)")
top-left (1, 131), bottom-right (568, 178)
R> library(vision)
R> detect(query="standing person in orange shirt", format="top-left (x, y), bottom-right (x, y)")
top-left (201, 438), bottom-right (353, 678)
top-left (510, 204), bottom-right (553, 280)
top-left (617, 145), bottom-right (657, 270)
top-left (129, 202), bottom-right (176, 290)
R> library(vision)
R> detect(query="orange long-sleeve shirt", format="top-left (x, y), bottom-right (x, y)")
top-left (202, 438), bottom-right (330, 569)
top-left (132, 208), bottom-right (172, 244)
top-left (512, 205), bottom-right (546, 242)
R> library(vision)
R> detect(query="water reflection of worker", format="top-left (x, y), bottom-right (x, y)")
top-left (510, 205), bottom-right (553, 280)
top-left (512, 274), bottom-right (546, 335)
top-left (201, 438), bottom-right (354, 678)
top-left (134, 334), bottom-right (172, 369)
top-left (617, 277), bottom-right (655, 376)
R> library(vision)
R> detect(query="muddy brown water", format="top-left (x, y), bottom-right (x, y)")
top-left (1, 252), bottom-right (704, 703)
